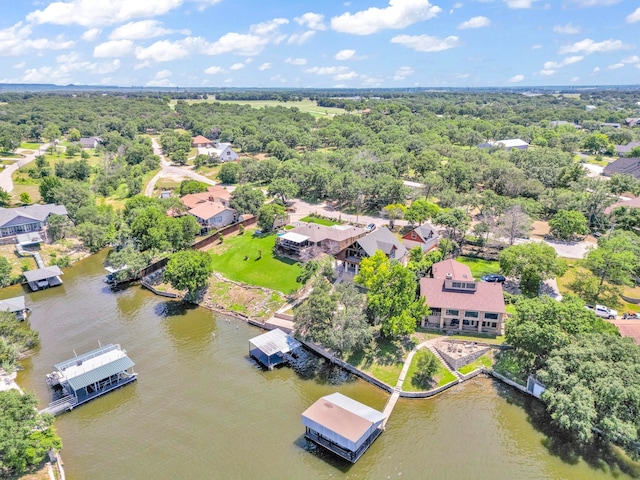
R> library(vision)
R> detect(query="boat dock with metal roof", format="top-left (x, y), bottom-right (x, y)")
top-left (40, 343), bottom-right (137, 415)
top-left (301, 392), bottom-right (385, 463)
top-left (249, 328), bottom-right (301, 370)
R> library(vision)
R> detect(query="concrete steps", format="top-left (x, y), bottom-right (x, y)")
top-left (427, 344), bottom-right (462, 379)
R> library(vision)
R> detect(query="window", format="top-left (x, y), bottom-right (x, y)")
top-left (466, 283), bottom-right (476, 289)
top-left (430, 308), bottom-right (442, 315)
top-left (452, 282), bottom-right (462, 288)
top-left (484, 313), bottom-right (499, 320)
top-left (491, 322), bottom-right (497, 328)
top-left (411, 232), bottom-right (417, 239)
top-left (445, 309), bottom-right (459, 316)
top-left (465, 311), bottom-right (479, 318)
top-left (463, 319), bottom-right (470, 326)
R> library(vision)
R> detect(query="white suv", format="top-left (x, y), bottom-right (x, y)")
top-left (586, 304), bottom-right (618, 319)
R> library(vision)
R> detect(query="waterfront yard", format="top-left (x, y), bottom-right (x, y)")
top-left (346, 337), bottom-right (414, 387)
top-left (205, 275), bottom-right (285, 320)
top-left (403, 352), bottom-right (458, 392)
top-left (458, 353), bottom-right (493, 375)
top-left (208, 230), bottom-right (302, 293)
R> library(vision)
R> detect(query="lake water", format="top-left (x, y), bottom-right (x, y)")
top-left (2, 250), bottom-right (632, 479)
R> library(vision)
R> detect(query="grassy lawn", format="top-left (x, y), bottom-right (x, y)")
top-left (456, 256), bottom-right (501, 280)
top-left (20, 142), bottom-right (41, 150)
top-left (208, 230), bottom-right (302, 293)
top-left (458, 353), bottom-right (493, 374)
top-left (10, 184), bottom-right (41, 204)
top-left (403, 352), bottom-right (458, 392)
top-left (300, 215), bottom-right (343, 227)
top-left (557, 259), bottom-right (640, 313)
top-left (346, 337), bottom-right (411, 387)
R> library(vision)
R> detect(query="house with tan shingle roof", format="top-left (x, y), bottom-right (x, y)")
top-left (187, 201), bottom-right (236, 231)
top-left (420, 258), bottom-right (505, 335)
top-left (192, 135), bottom-right (215, 148)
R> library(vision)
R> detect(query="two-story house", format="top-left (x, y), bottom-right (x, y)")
top-left (420, 258), bottom-right (506, 335)
top-left (402, 223), bottom-right (439, 253)
top-left (336, 227), bottom-right (407, 275)
top-left (276, 223), bottom-right (366, 261)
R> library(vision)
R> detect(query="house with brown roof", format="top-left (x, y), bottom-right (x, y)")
top-left (402, 223), bottom-right (439, 253)
top-left (335, 227), bottom-right (407, 275)
top-left (187, 201), bottom-right (236, 231)
top-left (180, 185), bottom-right (231, 210)
top-left (420, 258), bottom-right (506, 334)
top-left (604, 196), bottom-right (640, 215)
top-left (276, 223), bottom-right (366, 261)
top-left (603, 157), bottom-right (640, 180)
top-left (192, 135), bottom-right (215, 148)
top-left (206, 185), bottom-right (231, 205)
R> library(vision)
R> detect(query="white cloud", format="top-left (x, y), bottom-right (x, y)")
top-left (56, 52), bottom-right (81, 64)
top-left (570, 76), bottom-right (579, 82)
top-left (335, 49), bottom-right (356, 60)
top-left (553, 23), bottom-right (581, 34)
top-left (205, 19), bottom-right (289, 56)
top-left (543, 55), bottom-right (584, 69)
top-left (294, 12), bottom-right (326, 30)
top-left (457, 16), bottom-right (490, 29)
top-left (191, 0), bottom-right (222, 10)
top-left (593, 66), bottom-right (600, 72)
top-left (204, 66), bottom-right (224, 74)
top-left (110, 20), bottom-right (186, 40)
top-left (390, 34), bottom-right (460, 52)
top-left (13, 61), bottom-right (25, 69)
top-left (19, 58), bottom-right (122, 84)
top-left (93, 39), bottom-right (134, 58)
top-left (606, 63), bottom-right (624, 70)
top-left (393, 66), bottom-right (414, 80)
top-left (505, 0), bottom-right (536, 8)
top-left (305, 66), bottom-right (349, 75)
top-left (0, 22), bottom-right (74, 56)
top-left (539, 69), bottom-right (555, 75)
top-left (155, 69), bottom-right (172, 79)
top-left (285, 57), bottom-right (307, 66)
top-left (288, 31), bottom-right (315, 45)
top-left (81, 28), bottom-right (101, 41)
top-left (509, 74), bottom-right (525, 83)
top-left (27, 0), bottom-right (184, 27)
top-left (558, 38), bottom-right (631, 55)
top-left (335, 71), bottom-right (358, 81)
top-left (622, 55), bottom-right (640, 64)
top-left (627, 7), bottom-right (640, 23)
top-left (257, 63), bottom-right (271, 71)
top-left (229, 63), bottom-right (245, 71)
top-left (331, 0), bottom-right (441, 35)
top-left (568, 0), bottom-right (620, 6)
top-left (135, 38), bottom-right (195, 62)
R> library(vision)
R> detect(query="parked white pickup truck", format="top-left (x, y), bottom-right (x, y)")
top-left (586, 304), bottom-right (618, 319)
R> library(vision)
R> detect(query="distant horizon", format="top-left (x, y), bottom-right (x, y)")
top-left (1, 1), bottom-right (639, 88)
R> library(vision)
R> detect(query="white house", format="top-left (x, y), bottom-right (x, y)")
top-left (197, 143), bottom-right (239, 163)
top-left (478, 139), bottom-right (529, 151)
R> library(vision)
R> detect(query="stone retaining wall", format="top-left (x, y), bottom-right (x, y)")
top-left (435, 344), bottom-right (491, 370)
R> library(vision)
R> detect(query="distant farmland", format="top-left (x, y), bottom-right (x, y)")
top-left (169, 98), bottom-right (349, 117)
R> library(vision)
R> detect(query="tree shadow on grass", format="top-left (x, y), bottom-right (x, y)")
top-left (492, 380), bottom-right (640, 477)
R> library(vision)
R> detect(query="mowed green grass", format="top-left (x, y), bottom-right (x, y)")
top-left (169, 98), bottom-right (348, 117)
top-left (300, 215), bottom-right (342, 226)
top-left (209, 231), bottom-right (302, 293)
top-left (456, 256), bottom-right (501, 280)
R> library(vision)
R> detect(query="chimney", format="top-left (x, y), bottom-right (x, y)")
top-left (446, 273), bottom-right (452, 279)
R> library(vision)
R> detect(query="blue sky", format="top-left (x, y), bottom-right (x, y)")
top-left (0, 0), bottom-right (639, 88)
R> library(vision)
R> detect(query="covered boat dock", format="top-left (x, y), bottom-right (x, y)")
top-left (23, 266), bottom-right (63, 291)
top-left (41, 343), bottom-right (137, 415)
top-left (249, 328), bottom-right (301, 370)
top-left (302, 392), bottom-right (385, 463)
top-left (0, 295), bottom-right (28, 320)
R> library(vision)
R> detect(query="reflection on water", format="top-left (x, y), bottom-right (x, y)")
top-left (5, 250), bottom-right (635, 480)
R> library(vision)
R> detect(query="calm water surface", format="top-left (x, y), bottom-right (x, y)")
top-left (1, 251), bottom-right (631, 479)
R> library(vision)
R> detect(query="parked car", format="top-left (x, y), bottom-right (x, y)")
top-left (365, 223), bottom-right (376, 232)
top-left (623, 312), bottom-right (640, 320)
top-left (481, 274), bottom-right (506, 283)
top-left (586, 304), bottom-right (618, 319)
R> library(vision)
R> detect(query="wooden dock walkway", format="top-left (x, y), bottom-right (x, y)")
top-left (381, 391), bottom-right (400, 429)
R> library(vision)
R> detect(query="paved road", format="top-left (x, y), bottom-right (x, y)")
top-left (144, 138), bottom-right (216, 197)
top-left (0, 144), bottom-right (49, 193)
top-left (290, 198), bottom-right (409, 228)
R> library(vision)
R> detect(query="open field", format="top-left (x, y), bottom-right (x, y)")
top-left (207, 229), bottom-right (302, 293)
top-left (169, 98), bottom-right (348, 118)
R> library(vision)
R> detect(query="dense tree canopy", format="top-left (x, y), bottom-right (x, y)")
top-left (499, 242), bottom-right (567, 296)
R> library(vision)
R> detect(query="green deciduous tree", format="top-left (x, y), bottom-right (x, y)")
top-left (434, 208), bottom-right (470, 245)
top-left (268, 178), bottom-right (298, 205)
top-left (383, 203), bottom-right (406, 229)
top-left (411, 350), bottom-right (440, 389)
top-left (179, 180), bottom-right (208, 195)
top-left (549, 210), bottom-right (589, 241)
top-left (405, 198), bottom-right (440, 226)
top-left (163, 250), bottom-right (213, 298)
top-left (0, 257), bottom-right (11, 288)
top-left (499, 242), bottom-right (567, 296)
top-left (0, 390), bottom-right (62, 475)
top-left (229, 185), bottom-right (265, 216)
top-left (218, 162), bottom-right (242, 184)
top-left (356, 251), bottom-right (429, 337)
top-left (257, 203), bottom-right (286, 232)
top-left (0, 188), bottom-right (10, 207)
